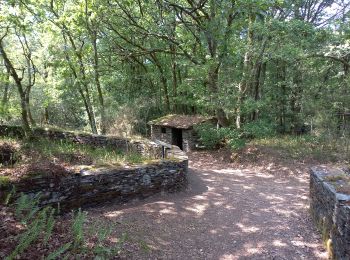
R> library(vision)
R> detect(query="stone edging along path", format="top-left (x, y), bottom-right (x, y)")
top-left (0, 125), bottom-right (188, 211)
top-left (310, 166), bottom-right (350, 259)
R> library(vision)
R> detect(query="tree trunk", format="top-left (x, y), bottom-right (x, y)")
top-left (207, 62), bottom-right (230, 127)
top-left (2, 66), bottom-right (10, 106)
top-left (25, 93), bottom-right (36, 126)
top-left (91, 31), bottom-right (106, 134)
top-left (290, 65), bottom-right (303, 134)
top-left (0, 41), bottom-right (31, 136)
top-left (1, 66), bottom-right (10, 123)
top-left (44, 107), bottom-right (49, 124)
top-left (63, 32), bottom-right (98, 134)
top-left (252, 61), bottom-right (266, 121)
top-left (151, 54), bottom-right (170, 111)
top-left (171, 49), bottom-right (178, 112)
top-left (236, 13), bottom-right (255, 129)
top-left (277, 60), bottom-right (287, 133)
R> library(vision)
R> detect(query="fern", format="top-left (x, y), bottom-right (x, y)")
top-left (7, 207), bottom-right (47, 259)
top-left (4, 186), bottom-right (16, 205)
top-left (46, 242), bottom-right (72, 260)
top-left (43, 207), bottom-right (56, 245)
top-left (7, 194), bottom-right (125, 259)
top-left (15, 192), bottom-right (41, 224)
top-left (72, 209), bottom-right (86, 250)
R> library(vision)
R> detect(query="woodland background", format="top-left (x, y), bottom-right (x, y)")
top-left (0, 0), bottom-right (349, 140)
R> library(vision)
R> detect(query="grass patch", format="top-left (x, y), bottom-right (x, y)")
top-left (251, 134), bottom-right (349, 162)
top-left (0, 136), bottom-right (152, 181)
top-left (0, 175), bottom-right (11, 188)
top-left (325, 173), bottom-right (350, 195)
top-left (20, 137), bottom-right (148, 166)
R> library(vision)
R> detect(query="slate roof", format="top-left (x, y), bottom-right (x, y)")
top-left (148, 114), bottom-right (214, 129)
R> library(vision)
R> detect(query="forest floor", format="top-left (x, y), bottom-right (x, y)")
top-left (2, 139), bottom-right (341, 259)
top-left (85, 145), bottom-right (330, 259)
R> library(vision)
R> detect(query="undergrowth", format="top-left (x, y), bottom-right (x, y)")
top-left (195, 122), bottom-right (349, 163)
top-left (0, 136), bottom-right (147, 167)
top-left (252, 134), bottom-right (350, 162)
top-left (5, 193), bottom-right (126, 259)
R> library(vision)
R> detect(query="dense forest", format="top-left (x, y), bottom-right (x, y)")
top-left (0, 0), bottom-right (349, 139)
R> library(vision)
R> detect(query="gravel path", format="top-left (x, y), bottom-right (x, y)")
top-left (88, 151), bottom-right (327, 259)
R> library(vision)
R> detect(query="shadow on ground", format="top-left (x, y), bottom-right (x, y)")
top-left (87, 151), bottom-right (327, 260)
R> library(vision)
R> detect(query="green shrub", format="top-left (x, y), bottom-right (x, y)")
top-left (225, 129), bottom-right (246, 151)
top-left (195, 124), bottom-right (246, 151)
top-left (243, 119), bottom-right (276, 138)
top-left (194, 123), bottom-right (225, 149)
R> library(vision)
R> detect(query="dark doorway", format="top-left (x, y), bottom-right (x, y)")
top-left (171, 128), bottom-right (183, 150)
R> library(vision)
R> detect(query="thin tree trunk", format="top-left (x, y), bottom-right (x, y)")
top-left (0, 40), bottom-right (31, 136)
top-left (2, 66), bottom-right (10, 106)
top-left (290, 67), bottom-right (303, 134)
top-left (207, 62), bottom-right (230, 127)
top-left (170, 14), bottom-right (178, 112)
top-left (277, 60), bottom-right (287, 133)
top-left (25, 94), bottom-right (35, 126)
top-left (236, 13), bottom-right (255, 129)
top-left (92, 31), bottom-right (106, 134)
top-left (77, 55), bottom-right (98, 134)
top-left (85, 2), bottom-right (106, 134)
top-left (44, 107), bottom-right (49, 124)
top-left (151, 54), bottom-right (170, 111)
top-left (171, 49), bottom-right (178, 112)
top-left (252, 61), bottom-right (266, 120)
top-left (63, 32), bottom-right (98, 134)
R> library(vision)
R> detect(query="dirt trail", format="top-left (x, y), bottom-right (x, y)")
top-left (88, 151), bottom-right (327, 259)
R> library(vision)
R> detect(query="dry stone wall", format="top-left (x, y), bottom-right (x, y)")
top-left (0, 125), bottom-right (188, 211)
top-left (310, 166), bottom-right (350, 259)
top-left (12, 157), bottom-right (187, 211)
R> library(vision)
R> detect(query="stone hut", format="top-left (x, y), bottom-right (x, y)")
top-left (149, 114), bottom-right (216, 152)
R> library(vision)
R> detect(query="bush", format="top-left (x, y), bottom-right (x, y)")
top-left (195, 120), bottom-right (278, 151)
top-left (225, 129), bottom-right (246, 151)
top-left (195, 124), bottom-right (246, 151)
top-left (194, 123), bottom-right (225, 149)
top-left (243, 119), bottom-right (276, 139)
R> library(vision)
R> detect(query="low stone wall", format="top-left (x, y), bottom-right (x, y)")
top-left (310, 166), bottom-right (350, 259)
top-left (0, 125), bottom-right (188, 211)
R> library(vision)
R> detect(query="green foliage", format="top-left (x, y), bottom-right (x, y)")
top-left (8, 195), bottom-right (56, 260)
top-left (225, 129), bottom-right (247, 151)
top-left (195, 123), bottom-right (225, 149)
top-left (243, 119), bottom-right (277, 138)
top-left (46, 242), bottom-right (72, 260)
top-left (0, 175), bottom-right (11, 188)
top-left (252, 134), bottom-right (350, 162)
top-left (0, 0), bottom-right (349, 151)
top-left (87, 220), bottom-right (127, 258)
top-left (195, 123), bottom-right (247, 151)
top-left (7, 193), bottom-right (126, 259)
top-left (72, 209), bottom-right (86, 250)
top-left (15, 193), bottom-right (41, 224)
top-left (20, 137), bottom-right (148, 165)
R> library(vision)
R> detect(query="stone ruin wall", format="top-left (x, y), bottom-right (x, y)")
top-left (310, 166), bottom-right (350, 259)
top-left (0, 125), bottom-right (188, 211)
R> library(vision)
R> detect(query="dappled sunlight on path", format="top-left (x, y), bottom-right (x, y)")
top-left (88, 151), bottom-right (327, 259)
